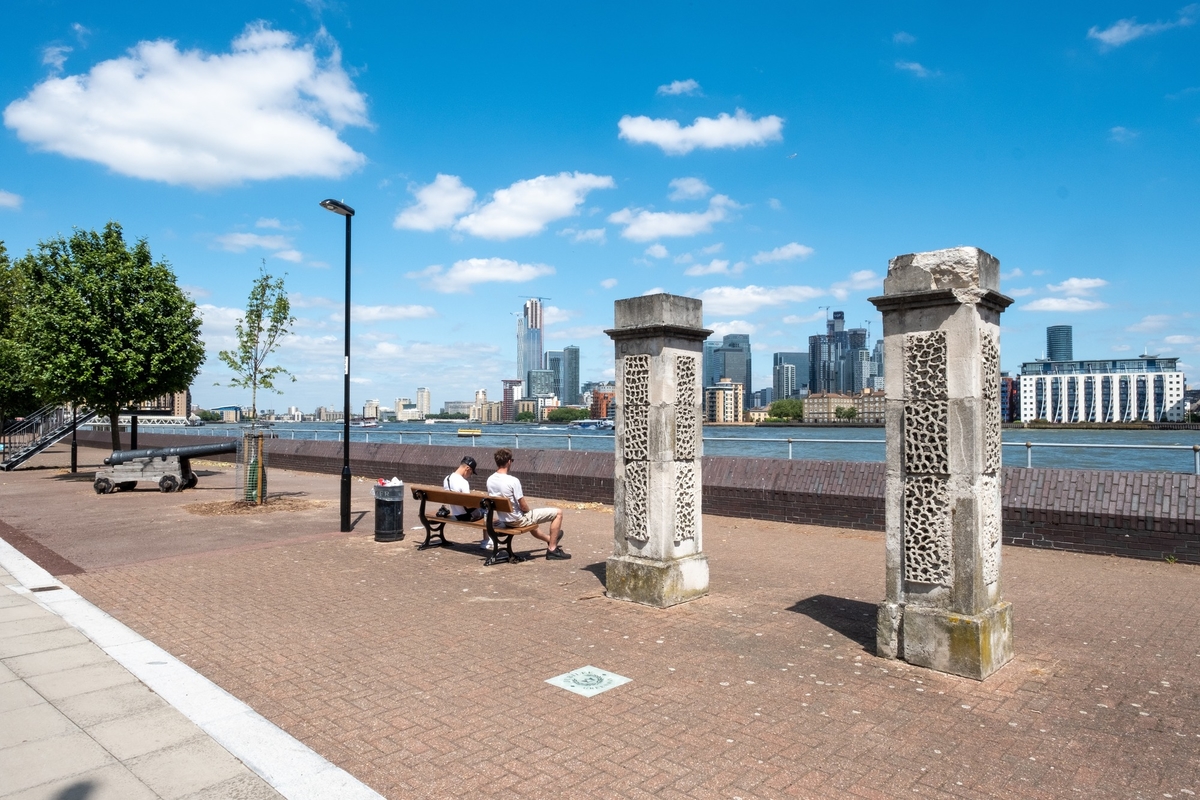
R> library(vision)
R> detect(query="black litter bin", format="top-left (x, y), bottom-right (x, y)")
top-left (373, 483), bottom-right (405, 542)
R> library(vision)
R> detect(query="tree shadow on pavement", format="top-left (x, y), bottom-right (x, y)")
top-left (787, 595), bottom-right (877, 651)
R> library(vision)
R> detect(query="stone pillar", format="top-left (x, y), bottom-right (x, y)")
top-left (869, 247), bottom-right (1014, 680)
top-left (605, 294), bottom-right (710, 607)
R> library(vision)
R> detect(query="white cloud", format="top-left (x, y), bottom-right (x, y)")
top-left (1109, 126), bottom-right (1139, 143)
top-left (674, 253), bottom-right (693, 264)
top-left (1164, 334), bottom-right (1197, 345)
top-left (256, 217), bottom-right (284, 229)
top-left (767, 198), bottom-right (783, 210)
top-left (895, 60), bottom-right (939, 78)
top-left (618, 109), bottom-right (784, 155)
top-left (601, 278), bottom-right (618, 289)
top-left (1047, 277), bottom-right (1108, 296)
top-left (829, 270), bottom-right (882, 300)
top-left (393, 173), bottom-right (477, 231)
top-left (1007, 287), bottom-right (1035, 297)
top-left (406, 257), bottom-right (554, 294)
top-left (783, 311), bottom-right (827, 325)
top-left (180, 284), bottom-right (210, 299)
top-left (1087, 6), bottom-right (1198, 48)
top-left (558, 227), bottom-right (606, 244)
top-left (697, 284), bottom-right (824, 316)
top-left (1112, 344), bottom-right (1132, 352)
top-left (543, 305), bottom-right (575, 325)
top-left (708, 320), bottom-right (758, 338)
top-left (644, 244), bottom-right (669, 259)
top-left (609, 194), bottom-right (737, 241)
top-left (668, 177), bottom-right (711, 201)
top-left (273, 249), bottom-right (303, 263)
top-left (1023, 297), bottom-right (1109, 312)
top-left (454, 172), bottom-right (614, 240)
top-left (1001, 267), bottom-right (1024, 279)
top-left (684, 259), bottom-right (742, 277)
top-left (893, 31), bottom-right (916, 44)
top-left (657, 79), bottom-right (701, 96)
top-left (700, 242), bottom-right (724, 254)
top-left (752, 242), bottom-right (814, 264)
top-left (42, 45), bottom-right (72, 73)
top-left (642, 287), bottom-right (666, 296)
top-left (1128, 314), bottom-right (1171, 332)
top-left (214, 232), bottom-right (291, 252)
top-left (0, 190), bottom-right (22, 210)
top-left (4, 23), bottom-right (369, 188)
top-left (351, 304), bottom-right (438, 322)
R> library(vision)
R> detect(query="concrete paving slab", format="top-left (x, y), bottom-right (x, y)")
top-left (0, 701), bottom-right (76, 748)
top-left (23, 659), bottom-right (141, 701)
top-left (85, 703), bottom-right (215, 761)
top-left (125, 736), bottom-right (259, 800)
top-left (180, 774), bottom-right (286, 800)
top-left (0, 626), bottom-right (90, 659)
top-left (0, 592), bottom-right (28, 609)
top-left (1, 763), bottom-right (160, 800)
top-left (4, 640), bottom-right (111, 678)
top-left (0, 730), bottom-right (115, 795)
top-left (51, 682), bottom-right (168, 728)
top-left (0, 602), bottom-right (48, 624)
top-left (0, 678), bottom-right (45, 714)
top-left (0, 612), bottom-right (71, 640)
top-left (0, 659), bottom-right (17, 684)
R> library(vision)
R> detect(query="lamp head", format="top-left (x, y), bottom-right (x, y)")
top-left (319, 198), bottom-right (355, 217)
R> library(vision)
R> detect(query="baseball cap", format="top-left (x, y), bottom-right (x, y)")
top-left (461, 456), bottom-right (478, 474)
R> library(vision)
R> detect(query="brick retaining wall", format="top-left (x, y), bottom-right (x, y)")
top-left (74, 430), bottom-right (1200, 564)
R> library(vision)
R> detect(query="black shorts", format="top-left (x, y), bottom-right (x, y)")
top-left (455, 510), bottom-right (484, 522)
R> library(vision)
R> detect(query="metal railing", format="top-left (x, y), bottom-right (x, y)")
top-left (82, 423), bottom-right (1200, 474)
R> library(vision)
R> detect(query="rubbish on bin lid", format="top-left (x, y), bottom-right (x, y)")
top-left (376, 477), bottom-right (403, 486)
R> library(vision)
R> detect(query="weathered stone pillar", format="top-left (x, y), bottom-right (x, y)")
top-left (605, 294), bottom-right (710, 607)
top-left (869, 247), bottom-right (1014, 680)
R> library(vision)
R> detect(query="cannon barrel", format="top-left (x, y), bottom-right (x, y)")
top-left (104, 440), bottom-right (239, 466)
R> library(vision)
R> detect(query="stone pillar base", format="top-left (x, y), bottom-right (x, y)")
top-left (605, 553), bottom-right (709, 608)
top-left (876, 602), bottom-right (903, 659)
top-left (901, 602), bottom-right (1013, 680)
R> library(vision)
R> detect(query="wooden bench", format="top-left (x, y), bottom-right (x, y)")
top-left (408, 483), bottom-right (540, 566)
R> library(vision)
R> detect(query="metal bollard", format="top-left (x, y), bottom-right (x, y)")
top-left (787, 438), bottom-right (793, 460)
top-left (515, 434), bottom-right (519, 449)
top-left (428, 433), bottom-right (432, 445)
top-left (567, 435), bottom-right (572, 451)
top-left (1026, 442), bottom-right (1032, 468)
top-left (1194, 444), bottom-right (1199, 476)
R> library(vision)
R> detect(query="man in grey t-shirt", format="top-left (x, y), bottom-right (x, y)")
top-left (485, 448), bottom-right (569, 560)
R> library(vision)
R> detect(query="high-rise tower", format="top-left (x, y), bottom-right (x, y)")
top-left (1046, 325), bottom-right (1073, 362)
top-left (519, 298), bottom-right (545, 377)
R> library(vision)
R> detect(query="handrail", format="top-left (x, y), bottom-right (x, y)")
top-left (80, 422), bottom-right (1200, 474)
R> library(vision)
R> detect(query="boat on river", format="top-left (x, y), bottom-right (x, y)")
top-left (567, 419), bottom-right (614, 431)
top-left (458, 427), bottom-right (483, 437)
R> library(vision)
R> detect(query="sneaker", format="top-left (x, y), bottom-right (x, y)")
top-left (546, 546), bottom-right (571, 561)
top-left (480, 538), bottom-right (495, 550)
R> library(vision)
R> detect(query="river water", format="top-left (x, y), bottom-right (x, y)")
top-left (136, 421), bottom-right (1200, 475)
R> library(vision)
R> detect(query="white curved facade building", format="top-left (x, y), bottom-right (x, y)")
top-left (1019, 356), bottom-right (1185, 423)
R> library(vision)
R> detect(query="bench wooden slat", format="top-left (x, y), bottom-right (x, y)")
top-left (406, 482), bottom-right (538, 565)
top-left (408, 483), bottom-right (516, 513)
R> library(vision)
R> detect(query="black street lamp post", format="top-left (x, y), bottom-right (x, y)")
top-left (320, 198), bottom-right (355, 532)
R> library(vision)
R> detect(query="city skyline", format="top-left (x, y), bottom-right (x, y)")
top-left (2, 4), bottom-right (1197, 412)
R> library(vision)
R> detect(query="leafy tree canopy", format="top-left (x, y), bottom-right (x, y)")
top-left (546, 407), bottom-right (590, 422)
top-left (218, 265), bottom-right (294, 421)
top-left (0, 241), bottom-right (41, 430)
top-left (17, 223), bottom-right (205, 450)
top-left (768, 398), bottom-right (804, 420)
top-left (516, 411), bottom-right (536, 422)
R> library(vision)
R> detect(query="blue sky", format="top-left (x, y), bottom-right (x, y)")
top-left (2, 2), bottom-right (1198, 412)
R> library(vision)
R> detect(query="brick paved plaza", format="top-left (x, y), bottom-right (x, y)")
top-left (3, 446), bottom-right (1198, 799)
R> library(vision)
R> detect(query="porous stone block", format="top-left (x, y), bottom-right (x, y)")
top-left (613, 294), bottom-right (703, 330)
top-left (605, 553), bottom-right (709, 607)
top-left (901, 601), bottom-right (1013, 680)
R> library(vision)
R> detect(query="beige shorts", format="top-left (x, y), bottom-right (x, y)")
top-left (507, 507), bottom-right (559, 528)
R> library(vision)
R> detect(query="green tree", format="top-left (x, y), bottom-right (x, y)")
top-left (17, 223), bottom-right (205, 452)
top-left (546, 407), bottom-right (590, 422)
top-left (0, 242), bottom-right (42, 433)
top-left (835, 406), bottom-right (858, 421)
top-left (768, 398), bottom-right (804, 420)
top-left (516, 411), bottom-right (536, 422)
top-left (217, 265), bottom-right (295, 423)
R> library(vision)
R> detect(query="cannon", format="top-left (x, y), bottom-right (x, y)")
top-left (94, 440), bottom-right (238, 494)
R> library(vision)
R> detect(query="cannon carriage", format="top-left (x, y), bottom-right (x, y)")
top-left (93, 441), bottom-right (238, 494)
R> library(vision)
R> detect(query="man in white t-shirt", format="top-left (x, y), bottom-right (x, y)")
top-left (443, 456), bottom-right (490, 549)
top-left (485, 448), bottom-right (569, 560)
